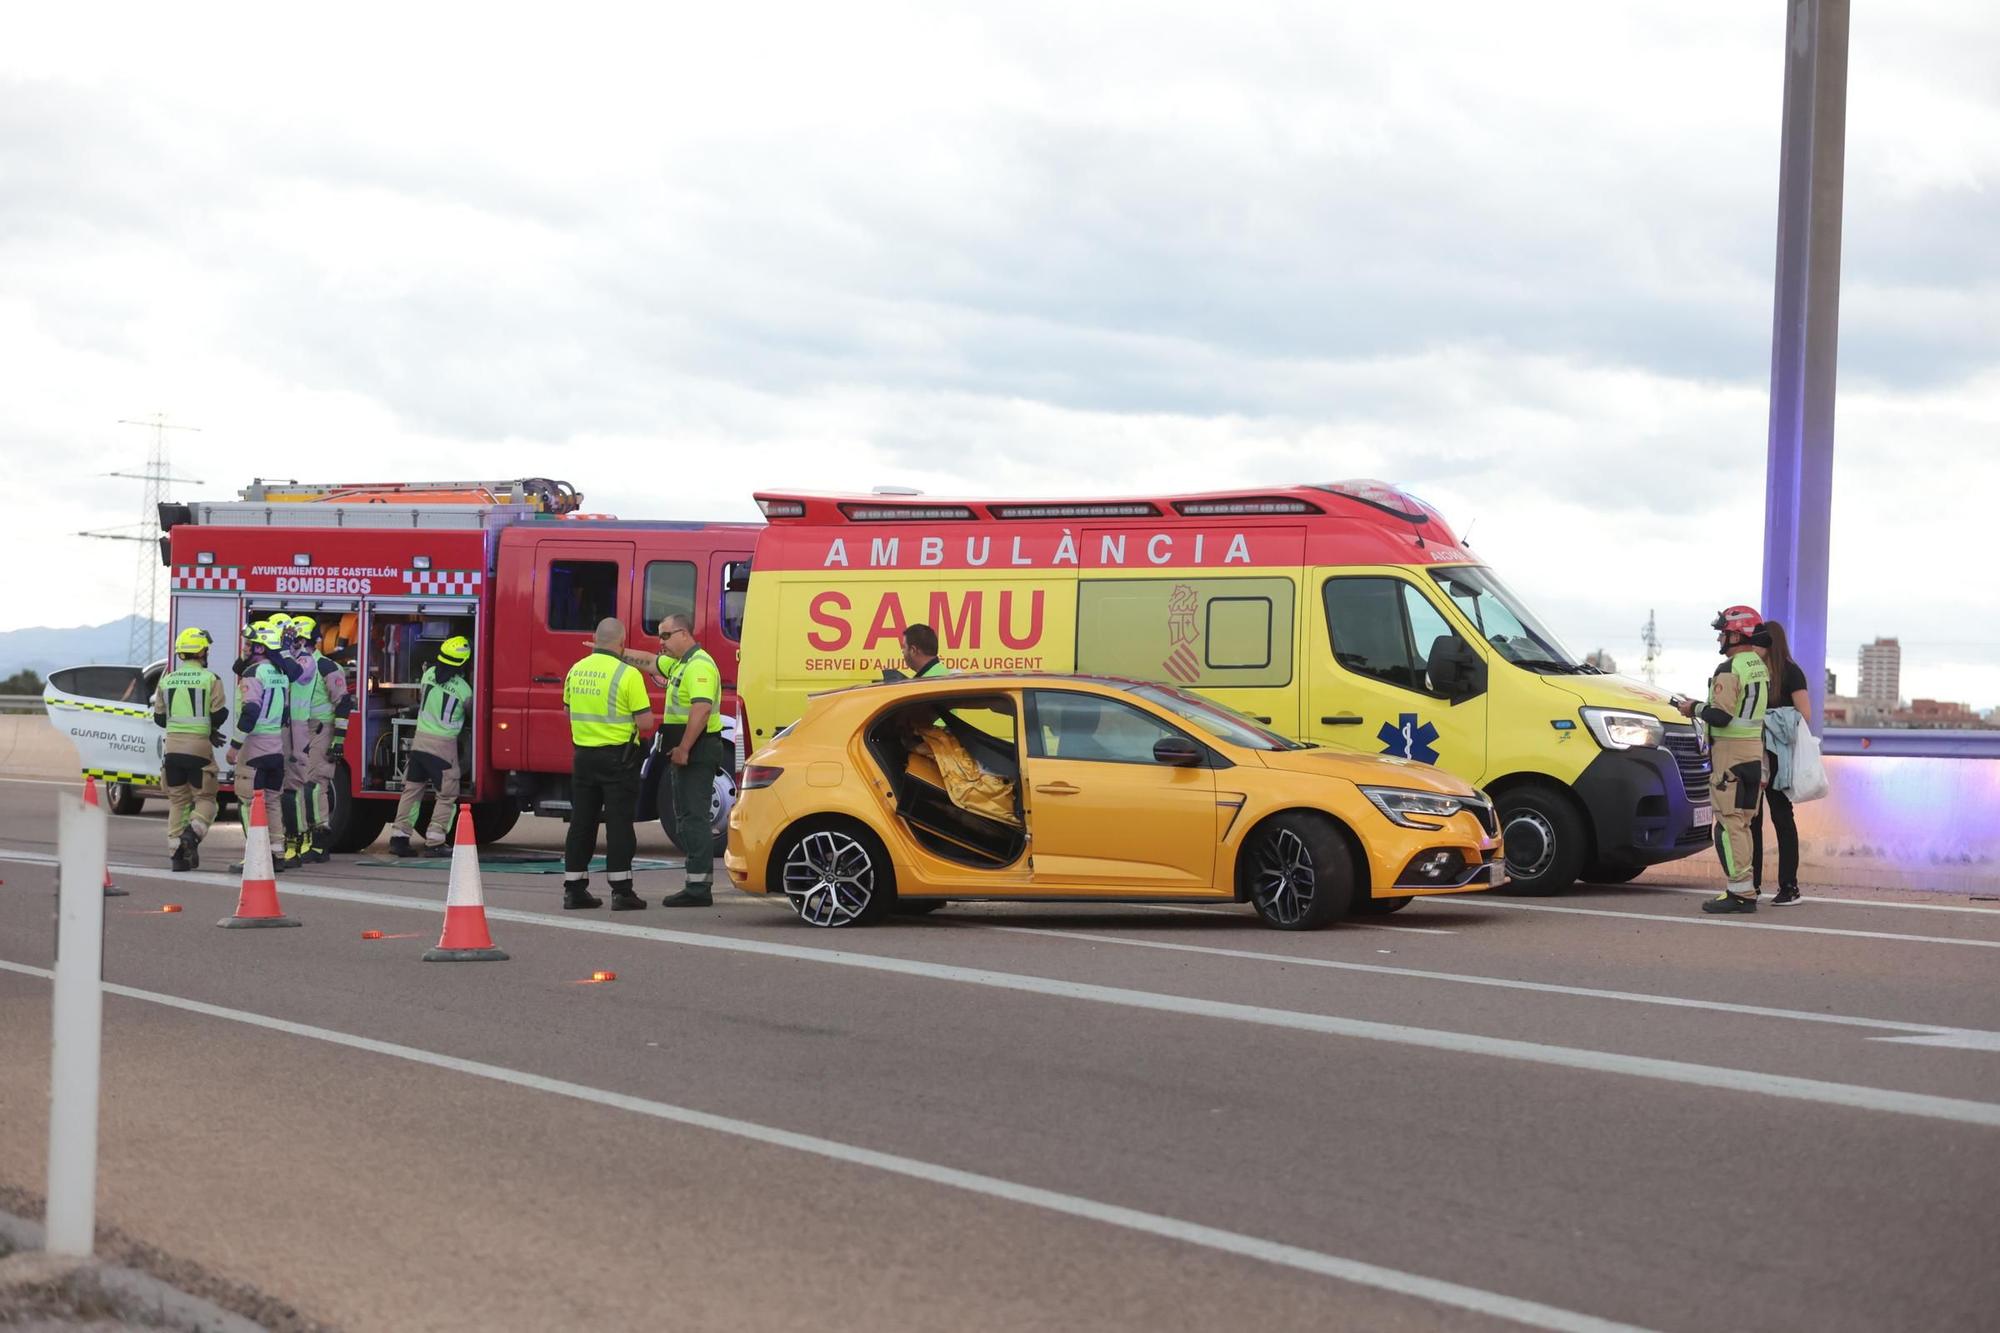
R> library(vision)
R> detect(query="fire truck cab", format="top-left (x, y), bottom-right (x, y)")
top-left (158, 479), bottom-right (758, 851)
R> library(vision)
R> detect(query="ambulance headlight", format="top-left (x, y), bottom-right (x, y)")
top-left (1580, 708), bottom-right (1664, 751)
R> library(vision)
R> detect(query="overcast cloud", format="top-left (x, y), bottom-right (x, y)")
top-left (3, 1), bottom-right (1995, 705)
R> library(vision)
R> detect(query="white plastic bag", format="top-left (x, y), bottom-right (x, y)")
top-left (1787, 725), bottom-right (1830, 803)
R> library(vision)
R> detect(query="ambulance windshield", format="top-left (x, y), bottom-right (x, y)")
top-left (1427, 567), bottom-right (1587, 672)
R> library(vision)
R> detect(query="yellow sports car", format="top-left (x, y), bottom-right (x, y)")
top-left (724, 674), bottom-right (1503, 929)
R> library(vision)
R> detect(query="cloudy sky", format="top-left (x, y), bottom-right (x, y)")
top-left (4, 1), bottom-right (1995, 706)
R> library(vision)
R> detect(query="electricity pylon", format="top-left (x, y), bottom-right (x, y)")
top-left (79, 414), bottom-right (202, 665)
top-left (1640, 609), bottom-right (1663, 686)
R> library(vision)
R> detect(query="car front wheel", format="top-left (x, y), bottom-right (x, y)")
top-left (1244, 814), bottom-right (1351, 930)
top-left (776, 822), bottom-right (895, 928)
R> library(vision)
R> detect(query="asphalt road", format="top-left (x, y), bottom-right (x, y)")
top-left (2, 773), bottom-right (1997, 1332)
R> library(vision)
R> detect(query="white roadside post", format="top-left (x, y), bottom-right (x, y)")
top-left (47, 792), bottom-right (108, 1257)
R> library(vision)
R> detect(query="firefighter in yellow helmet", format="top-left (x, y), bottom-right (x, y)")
top-left (151, 627), bottom-right (228, 870)
top-left (390, 634), bottom-right (474, 856)
top-left (1675, 605), bottom-right (1771, 914)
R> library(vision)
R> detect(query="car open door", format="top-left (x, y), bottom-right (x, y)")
top-left (43, 662), bottom-right (166, 805)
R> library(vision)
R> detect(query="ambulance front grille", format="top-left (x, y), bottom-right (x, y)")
top-left (1661, 725), bottom-right (1711, 804)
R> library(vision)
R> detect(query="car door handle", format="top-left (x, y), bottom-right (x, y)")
top-left (1321, 714), bottom-right (1364, 725)
top-left (1249, 714), bottom-right (1272, 724)
top-left (1034, 782), bottom-right (1081, 796)
top-left (534, 674), bottom-right (562, 684)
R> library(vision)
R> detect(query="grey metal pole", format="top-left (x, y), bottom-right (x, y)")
top-left (1761, 0), bottom-right (1850, 728)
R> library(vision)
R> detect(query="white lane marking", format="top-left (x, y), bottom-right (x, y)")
top-left (0, 959), bottom-right (1648, 1333)
top-left (1452, 899), bottom-right (2000, 949)
top-left (1354, 923), bottom-right (1459, 936)
top-left (1616, 884), bottom-right (2000, 917)
top-left (970, 925), bottom-right (2000, 1051)
top-left (4, 852), bottom-right (1999, 1128)
top-left (0, 776), bottom-right (93, 787)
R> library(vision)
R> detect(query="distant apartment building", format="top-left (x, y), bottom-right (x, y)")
top-left (1859, 637), bottom-right (1901, 708)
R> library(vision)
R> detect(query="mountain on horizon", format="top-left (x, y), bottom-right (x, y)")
top-left (0, 616), bottom-right (171, 677)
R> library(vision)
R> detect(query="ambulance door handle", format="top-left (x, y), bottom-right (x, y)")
top-left (534, 674), bottom-right (562, 684)
top-left (1322, 714), bottom-right (1364, 725)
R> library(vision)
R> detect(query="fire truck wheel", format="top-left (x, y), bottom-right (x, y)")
top-left (470, 802), bottom-right (521, 845)
top-left (322, 759), bottom-right (391, 852)
top-left (657, 768), bottom-right (739, 855)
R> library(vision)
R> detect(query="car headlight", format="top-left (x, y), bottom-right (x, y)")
top-left (1579, 707), bottom-right (1664, 751)
top-left (1360, 785), bottom-right (1465, 828)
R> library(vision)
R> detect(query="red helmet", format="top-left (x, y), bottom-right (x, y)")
top-left (1711, 605), bottom-right (1762, 635)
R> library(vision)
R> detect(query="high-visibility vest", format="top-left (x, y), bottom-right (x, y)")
top-left (565, 651), bottom-right (646, 745)
top-left (248, 660), bottom-right (289, 735)
top-left (160, 664), bottom-right (217, 735)
top-left (1710, 652), bottom-right (1770, 741)
top-left (660, 647), bottom-right (725, 733)
top-left (415, 665), bottom-right (473, 739)
top-left (915, 659), bottom-right (951, 678)
top-left (294, 652), bottom-right (330, 723)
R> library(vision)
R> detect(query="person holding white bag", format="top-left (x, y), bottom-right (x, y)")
top-left (1752, 620), bottom-right (1817, 905)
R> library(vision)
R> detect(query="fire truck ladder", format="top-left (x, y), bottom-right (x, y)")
top-left (236, 478), bottom-right (583, 514)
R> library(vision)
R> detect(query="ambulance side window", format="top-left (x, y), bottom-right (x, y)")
top-left (549, 561), bottom-right (619, 633)
top-left (642, 561), bottom-right (697, 636)
top-left (720, 560), bottom-right (751, 641)
top-left (1322, 577), bottom-right (1448, 697)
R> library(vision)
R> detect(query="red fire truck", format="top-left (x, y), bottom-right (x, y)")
top-left (122, 479), bottom-right (758, 850)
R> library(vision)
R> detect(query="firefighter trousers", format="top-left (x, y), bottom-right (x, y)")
top-left (161, 753), bottom-right (217, 850)
top-left (303, 722), bottom-right (336, 832)
top-left (393, 750), bottom-right (460, 846)
top-left (1709, 734), bottom-right (1765, 891)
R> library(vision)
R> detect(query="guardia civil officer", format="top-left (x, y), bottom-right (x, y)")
top-left (1674, 605), bottom-right (1771, 914)
top-left (562, 618), bottom-right (655, 910)
top-left (901, 623), bottom-right (951, 679)
top-left (151, 627), bottom-right (228, 871)
top-left (390, 635), bottom-right (474, 857)
top-left (610, 612), bottom-right (728, 907)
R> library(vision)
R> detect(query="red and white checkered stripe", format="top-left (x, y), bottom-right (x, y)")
top-left (171, 565), bottom-right (246, 591)
top-left (403, 569), bottom-right (482, 597)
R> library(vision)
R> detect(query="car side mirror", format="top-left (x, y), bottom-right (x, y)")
top-left (1153, 736), bottom-right (1204, 767)
top-left (1428, 634), bottom-right (1488, 701)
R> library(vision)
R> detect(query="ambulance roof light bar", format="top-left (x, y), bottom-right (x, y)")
top-left (1174, 498), bottom-right (1320, 516)
top-left (989, 502), bottom-right (1160, 519)
top-left (839, 503), bottom-right (976, 521)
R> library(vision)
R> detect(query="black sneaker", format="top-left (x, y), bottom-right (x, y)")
top-left (1771, 885), bottom-right (1802, 906)
top-left (610, 890), bottom-right (648, 912)
top-left (419, 841), bottom-right (451, 858)
top-left (659, 887), bottom-right (713, 908)
top-left (390, 835), bottom-right (417, 858)
top-left (1701, 892), bottom-right (1758, 915)
top-left (563, 883), bottom-right (603, 911)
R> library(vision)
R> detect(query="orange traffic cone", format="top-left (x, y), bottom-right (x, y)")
top-left (218, 792), bottom-right (300, 929)
top-left (424, 805), bottom-right (508, 962)
top-left (81, 777), bottom-right (128, 897)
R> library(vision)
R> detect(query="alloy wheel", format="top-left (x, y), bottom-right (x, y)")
top-left (1252, 828), bottom-right (1316, 927)
top-left (782, 829), bottom-right (880, 927)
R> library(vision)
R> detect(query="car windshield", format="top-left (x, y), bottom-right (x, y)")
top-left (1427, 567), bottom-right (1584, 672)
top-left (1130, 684), bottom-right (1303, 751)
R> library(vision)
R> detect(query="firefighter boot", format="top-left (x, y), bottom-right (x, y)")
top-left (306, 829), bottom-right (332, 864)
top-left (390, 834), bottom-right (417, 858)
top-left (170, 829), bottom-right (195, 873)
top-left (280, 838), bottom-right (302, 873)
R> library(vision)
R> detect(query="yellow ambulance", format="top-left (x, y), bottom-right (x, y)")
top-left (738, 481), bottom-right (1713, 893)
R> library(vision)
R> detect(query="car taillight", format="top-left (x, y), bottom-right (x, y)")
top-left (743, 765), bottom-right (783, 790)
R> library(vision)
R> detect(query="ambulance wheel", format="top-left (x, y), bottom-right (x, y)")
top-left (1495, 786), bottom-right (1587, 895)
top-left (323, 759), bottom-right (390, 852)
top-left (470, 802), bottom-right (521, 845)
top-left (105, 782), bottom-right (145, 816)
top-left (658, 768), bottom-right (739, 854)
